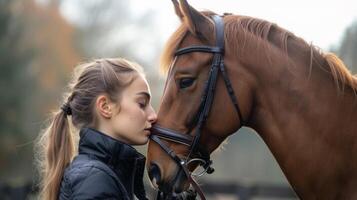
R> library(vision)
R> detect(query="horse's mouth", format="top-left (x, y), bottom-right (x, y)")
top-left (159, 168), bottom-right (190, 195)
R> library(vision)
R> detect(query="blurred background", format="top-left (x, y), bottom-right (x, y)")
top-left (0, 0), bottom-right (356, 199)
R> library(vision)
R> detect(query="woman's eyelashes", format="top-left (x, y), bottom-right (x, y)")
top-left (138, 99), bottom-right (148, 109)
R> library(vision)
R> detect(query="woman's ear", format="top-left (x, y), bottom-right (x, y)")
top-left (96, 95), bottom-right (117, 118)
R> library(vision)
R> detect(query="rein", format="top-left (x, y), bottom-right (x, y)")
top-left (150, 15), bottom-right (244, 200)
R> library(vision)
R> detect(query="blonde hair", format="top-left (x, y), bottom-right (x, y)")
top-left (36, 58), bottom-right (143, 200)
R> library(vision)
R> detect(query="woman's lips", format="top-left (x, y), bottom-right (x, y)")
top-left (144, 129), bottom-right (151, 135)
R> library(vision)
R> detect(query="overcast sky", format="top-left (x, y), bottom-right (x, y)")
top-left (60, 0), bottom-right (357, 51)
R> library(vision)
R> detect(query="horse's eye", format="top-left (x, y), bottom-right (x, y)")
top-left (179, 78), bottom-right (195, 89)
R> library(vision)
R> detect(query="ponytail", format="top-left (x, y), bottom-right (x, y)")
top-left (37, 106), bottom-right (75, 200)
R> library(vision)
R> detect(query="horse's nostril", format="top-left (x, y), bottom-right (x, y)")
top-left (148, 163), bottom-right (161, 187)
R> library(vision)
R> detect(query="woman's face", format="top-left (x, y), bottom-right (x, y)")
top-left (109, 74), bottom-right (157, 145)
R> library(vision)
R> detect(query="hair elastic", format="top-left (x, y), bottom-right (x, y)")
top-left (61, 103), bottom-right (72, 116)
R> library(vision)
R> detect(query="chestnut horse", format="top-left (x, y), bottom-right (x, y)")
top-left (147, 0), bottom-right (357, 199)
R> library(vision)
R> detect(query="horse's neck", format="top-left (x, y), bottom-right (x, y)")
top-left (248, 50), bottom-right (357, 198)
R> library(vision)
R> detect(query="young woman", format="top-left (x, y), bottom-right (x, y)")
top-left (37, 58), bottom-right (157, 200)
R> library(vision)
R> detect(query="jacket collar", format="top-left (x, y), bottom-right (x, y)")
top-left (78, 127), bottom-right (145, 165)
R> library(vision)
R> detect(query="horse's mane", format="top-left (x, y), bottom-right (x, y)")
top-left (160, 13), bottom-right (357, 92)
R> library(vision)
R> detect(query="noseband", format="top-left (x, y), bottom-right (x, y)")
top-left (150, 15), bottom-right (244, 200)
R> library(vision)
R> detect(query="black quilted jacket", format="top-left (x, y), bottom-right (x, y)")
top-left (58, 128), bottom-right (148, 200)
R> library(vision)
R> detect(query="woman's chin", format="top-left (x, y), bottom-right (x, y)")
top-left (142, 137), bottom-right (150, 144)
top-left (131, 136), bottom-right (149, 145)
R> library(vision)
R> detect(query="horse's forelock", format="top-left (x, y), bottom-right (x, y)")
top-left (159, 11), bottom-right (216, 76)
top-left (159, 24), bottom-right (187, 76)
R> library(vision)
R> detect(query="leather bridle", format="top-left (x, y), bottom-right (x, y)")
top-left (150, 15), bottom-right (244, 200)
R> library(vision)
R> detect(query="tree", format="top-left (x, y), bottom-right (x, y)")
top-left (0, 0), bottom-right (36, 175)
top-left (0, 0), bottom-right (81, 182)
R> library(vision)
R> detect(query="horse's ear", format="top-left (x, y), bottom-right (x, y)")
top-left (172, 0), bottom-right (184, 19)
top-left (173, 0), bottom-right (214, 41)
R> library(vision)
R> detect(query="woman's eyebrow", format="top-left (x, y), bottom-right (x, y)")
top-left (136, 91), bottom-right (151, 100)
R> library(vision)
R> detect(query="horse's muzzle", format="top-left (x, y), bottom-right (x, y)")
top-left (148, 163), bottom-right (161, 189)
top-left (148, 162), bottom-right (189, 194)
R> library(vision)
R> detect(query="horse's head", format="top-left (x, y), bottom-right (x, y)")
top-left (147, 0), bottom-right (256, 195)
top-left (146, 0), bottom-right (357, 198)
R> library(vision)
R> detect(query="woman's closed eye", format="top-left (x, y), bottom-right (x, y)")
top-left (136, 92), bottom-right (151, 109)
top-left (138, 100), bottom-right (148, 109)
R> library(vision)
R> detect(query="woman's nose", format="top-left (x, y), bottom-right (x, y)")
top-left (148, 107), bottom-right (157, 124)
